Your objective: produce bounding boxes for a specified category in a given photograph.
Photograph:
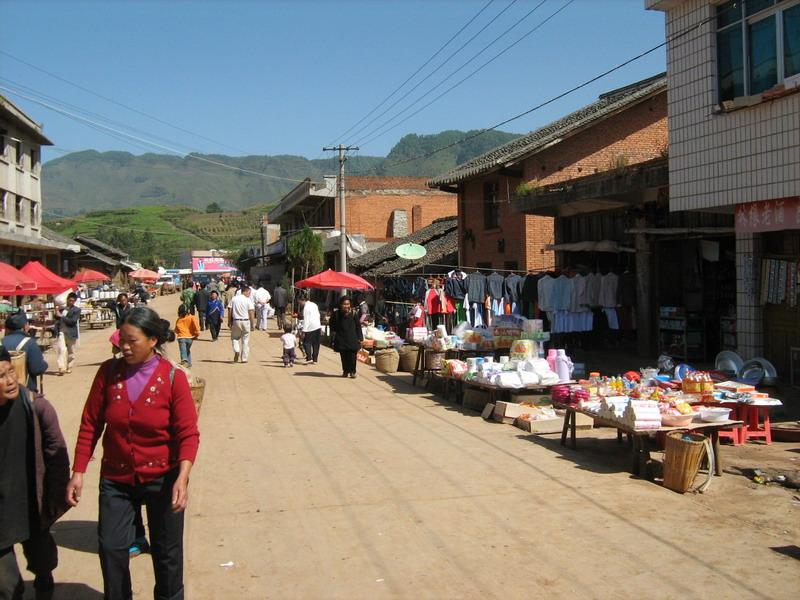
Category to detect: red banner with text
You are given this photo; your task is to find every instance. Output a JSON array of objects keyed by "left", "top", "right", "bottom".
[{"left": 735, "top": 197, "right": 800, "bottom": 233}]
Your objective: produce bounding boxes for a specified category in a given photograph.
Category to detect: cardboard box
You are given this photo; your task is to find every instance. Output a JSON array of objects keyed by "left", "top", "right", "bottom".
[
  {"left": 493, "top": 400, "right": 533, "bottom": 424},
  {"left": 510, "top": 393, "right": 552, "bottom": 406},
  {"left": 515, "top": 416, "right": 563, "bottom": 434}
]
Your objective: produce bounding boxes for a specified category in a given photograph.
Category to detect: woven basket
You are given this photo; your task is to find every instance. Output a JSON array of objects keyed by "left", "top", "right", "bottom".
[
  {"left": 663, "top": 431, "right": 707, "bottom": 493},
  {"left": 424, "top": 350, "right": 445, "bottom": 371},
  {"left": 375, "top": 349, "right": 400, "bottom": 374},
  {"left": 10, "top": 351, "right": 26, "bottom": 384},
  {"left": 398, "top": 345, "right": 419, "bottom": 372},
  {"left": 190, "top": 378, "right": 206, "bottom": 413}
]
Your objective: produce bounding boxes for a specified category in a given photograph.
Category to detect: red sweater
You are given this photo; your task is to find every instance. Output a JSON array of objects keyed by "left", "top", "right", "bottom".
[{"left": 73, "top": 356, "right": 199, "bottom": 484}]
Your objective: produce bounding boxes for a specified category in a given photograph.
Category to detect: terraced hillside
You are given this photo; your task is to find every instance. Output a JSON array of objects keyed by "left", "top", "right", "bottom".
[{"left": 48, "top": 205, "right": 269, "bottom": 267}]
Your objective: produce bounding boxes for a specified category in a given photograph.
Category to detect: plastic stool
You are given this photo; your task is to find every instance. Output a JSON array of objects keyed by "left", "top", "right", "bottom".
[
  {"left": 716, "top": 403, "right": 741, "bottom": 445},
  {"left": 741, "top": 405, "right": 772, "bottom": 445}
]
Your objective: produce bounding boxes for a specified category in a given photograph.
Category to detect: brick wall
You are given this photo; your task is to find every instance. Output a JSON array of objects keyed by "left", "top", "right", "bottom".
[
  {"left": 459, "top": 92, "right": 668, "bottom": 270},
  {"left": 339, "top": 190, "right": 456, "bottom": 241}
]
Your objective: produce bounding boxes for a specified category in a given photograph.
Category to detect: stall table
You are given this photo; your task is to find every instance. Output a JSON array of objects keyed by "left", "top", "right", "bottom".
[
  {"left": 438, "top": 375, "right": 556, "bottom": 406},
  {"left": 554, "top": 402, "right": 743, "bottom": 479}
]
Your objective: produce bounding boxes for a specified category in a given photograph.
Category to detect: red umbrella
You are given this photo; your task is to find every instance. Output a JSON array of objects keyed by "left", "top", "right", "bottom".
[
  {"left": 128, "top": 268, "right": 159, "bottom": 282},
  {"left": 73, "top": 268, "right": 111, "bottom": 284},
  {"left": 294, "top": 269, "right": 374, "bottom": 291},
  {"left": 0, "top": 261, "right": 38, "bottom": 295},
  {"left": 19, "top": 261, "right": 75, "bottom": 295}
]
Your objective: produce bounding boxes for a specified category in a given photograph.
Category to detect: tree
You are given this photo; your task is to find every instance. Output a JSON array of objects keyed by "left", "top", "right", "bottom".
[
  {"left": 287, "top": 226, "right": 323, "bottom": 281},
  {"left": 206, "top": 202, "right": 223, "bottom": 213}
]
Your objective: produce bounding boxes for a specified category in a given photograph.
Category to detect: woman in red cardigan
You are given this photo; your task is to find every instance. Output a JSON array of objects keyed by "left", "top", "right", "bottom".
[{"left": 66, "top": 307, "right": 199, "bottom": 600}]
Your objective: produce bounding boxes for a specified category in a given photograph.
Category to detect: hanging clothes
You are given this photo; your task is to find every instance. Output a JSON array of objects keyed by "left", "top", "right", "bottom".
[
  {"left": 465, "top": 272, "right": 486, "bottom": 304},
  {"left": 445, "top": 272, "right": 467, "bottom": 301},
  {"left": 537, "top": 275, "right": 555, "bottom": 312},
  {"left": 585, "top": 272, "right": 602, "bottom": 307},
  {"left": 504, "top": 273, "right": 522, "bottom": 303},
  {"left": 599, "top": 272, "right": 620, "bottom": 308}
]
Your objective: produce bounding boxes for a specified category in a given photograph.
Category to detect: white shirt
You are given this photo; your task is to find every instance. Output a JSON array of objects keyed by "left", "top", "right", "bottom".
[
  {"left": 599, "top": 272, "right": 619, "bottom": 308},
  {"left": 280, "top": 332, "right": 297, "bottom": 349},
  {"left": 302, "top": 301, "right": 321, "bottom": 332},
  {"left": 229, "top": 294, "right": 255, "bottom": 320},
  {"left": 253, "top": 287, "right": 271, "bottom": 305}
]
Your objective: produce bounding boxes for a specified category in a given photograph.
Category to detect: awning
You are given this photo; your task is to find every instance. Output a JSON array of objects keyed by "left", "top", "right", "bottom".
[
  {"left": 295, "top": 269, "right": 374, "bottom": 291},
  {"left": 19, "top": 261, "right": 75, "bottom": 295},
  {"left": 545, "top": 240, "right": 635, "bottom": 253},
  {"left": 0, "top": 261, "right": 38, "bottom": 295},
  {"left": 73, "top": 268, "right": 111, "bottom": 283},
  {"left": 0, "top": 230, "right": 80, "bottom": 253}
]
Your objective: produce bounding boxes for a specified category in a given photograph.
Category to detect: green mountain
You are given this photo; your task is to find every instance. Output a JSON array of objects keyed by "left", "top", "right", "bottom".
[{"left": 42, "top": 129, "right": 520, "bottom": 216}]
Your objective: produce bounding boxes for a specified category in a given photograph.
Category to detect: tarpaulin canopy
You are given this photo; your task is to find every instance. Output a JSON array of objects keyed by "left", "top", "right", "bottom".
[
  {"left": 19, "top": 261, "right": 75, "bottom": 295},
  {"left": 0, "top": 262, "right": 38, "bottom": 295},
  {"left": 73, "top": 268, "right": 111, "bottom": 283},
  {"left": 128, "top": 268, "right": 159, "bottom": 281},
  {"left": 294, "top": 269, "right": 374, "bottom": 291}
]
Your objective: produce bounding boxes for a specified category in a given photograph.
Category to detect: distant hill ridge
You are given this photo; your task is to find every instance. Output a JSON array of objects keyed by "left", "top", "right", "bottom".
[{"left": 42, "top": 129, "right": 521, "bottom": 215}]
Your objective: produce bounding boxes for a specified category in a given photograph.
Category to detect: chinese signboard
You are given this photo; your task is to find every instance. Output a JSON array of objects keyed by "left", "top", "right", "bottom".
[
  {"left": 191, "top": 257, "right": 235, "bottom": 273},
  {"left": 735, "top": 197, "right": 800, "bottom": 233}
]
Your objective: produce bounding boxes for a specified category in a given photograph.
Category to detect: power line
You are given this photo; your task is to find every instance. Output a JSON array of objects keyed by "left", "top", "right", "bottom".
[
  {"left": 351, "top": 1, "right": 719, "bottom": 177},
  {"left": 341, "top": 0, "right": 523, "bottom": 145},
  {"left": 353, "top": 0, "right": 559, "bottom": 148},
  {"left": 0, "top": 49, "right": 250, "bottom": 155},
  {"left": 0, "top": 83, "right": 308, "bottom": 184},
  {"left": 327, "top": 0, "right": 497, "bottom": 146}
]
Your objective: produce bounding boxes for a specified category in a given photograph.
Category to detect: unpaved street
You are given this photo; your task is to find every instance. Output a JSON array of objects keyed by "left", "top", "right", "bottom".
[{"left": 30, "top": 294, "right": 800, "bottom": 599}]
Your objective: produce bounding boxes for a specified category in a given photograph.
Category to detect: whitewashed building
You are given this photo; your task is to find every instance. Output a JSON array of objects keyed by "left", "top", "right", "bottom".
[
  {"left": 0, "top": 95, "right": 78, "bottom": 272},
  {"left": 647, "top": 0, "right": 800, "bottom": 375}
]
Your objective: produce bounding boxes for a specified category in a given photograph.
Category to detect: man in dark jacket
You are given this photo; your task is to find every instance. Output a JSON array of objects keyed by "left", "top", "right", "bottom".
[
  {"left": 54, "top": 293, "right": 81, "bottom": 375},
  {"left": 110, "top": 292, "right": 132, "bottom": 329},
  {"left": 193, "top": 283, "right": 210, "bottom": 331},
  {"left": 1, "top": 313, "right": 48, "bottom": 393},
  {"left": 272, "top": 283, "right": 288, "bottom": 330},
  {"left": 0, "top": 347, "right": 70, "bottom": 600}
]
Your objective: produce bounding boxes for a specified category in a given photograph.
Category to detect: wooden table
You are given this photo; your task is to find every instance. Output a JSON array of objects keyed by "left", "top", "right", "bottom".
[
  {"left": 555, "top": 403, "right": 743, "bottom": 478},
  {"left": 438, "top": 375, "right": 554, "bottom": 406}
]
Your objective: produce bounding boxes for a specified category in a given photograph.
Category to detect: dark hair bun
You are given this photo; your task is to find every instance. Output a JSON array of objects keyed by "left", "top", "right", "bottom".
[{"left": 158, "top": 319, "right": 174, "bottom": 344}]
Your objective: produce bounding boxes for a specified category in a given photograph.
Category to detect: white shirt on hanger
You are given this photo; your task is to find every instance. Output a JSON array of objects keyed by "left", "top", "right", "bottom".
[{"left": 599, "top": 272, "right": 620, "bottom": 308}]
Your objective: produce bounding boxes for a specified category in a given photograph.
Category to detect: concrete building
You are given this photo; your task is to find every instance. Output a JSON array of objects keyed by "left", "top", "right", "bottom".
[
  {"left": 647, "top": 0, "right": 800, "bottom": 373},
  {"left": 0, "top": 95, "right": 78, "bottom": 272}
]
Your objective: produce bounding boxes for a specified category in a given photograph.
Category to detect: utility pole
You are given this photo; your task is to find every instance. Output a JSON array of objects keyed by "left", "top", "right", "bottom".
[
  {"left": 322, "top": 144, "right": 358, "bottom": 272},
  {"left": 260, "top": 215, "right": 268, "bottom": 266}
]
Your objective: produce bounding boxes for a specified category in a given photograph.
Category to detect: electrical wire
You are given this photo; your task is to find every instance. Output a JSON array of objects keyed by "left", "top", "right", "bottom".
[
  {"left": 341, "top": 0, "right": 523, "bottom": 145},
  {"left": 350, "top": 2, "right": 725, "bottom": 177},
  {"left": 0, "top": 83, "right": 308, "bottom": 184},
  {"left": 327, "top": 0, "right": 497, "bottom": 146},
  {"left": 356, "top": 0, "right": 572, "bottom": 148},
  {"left": 0, "top": 49, "right": 250, "bottom": 155}
]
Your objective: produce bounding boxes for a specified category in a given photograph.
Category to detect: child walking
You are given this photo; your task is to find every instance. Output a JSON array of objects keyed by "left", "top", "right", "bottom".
[
  {"left": 280, "top": 323, "right": 297, "bottom": 367},
  {"left": 175, "top": 304, "right": 200, "bottom": 367}
]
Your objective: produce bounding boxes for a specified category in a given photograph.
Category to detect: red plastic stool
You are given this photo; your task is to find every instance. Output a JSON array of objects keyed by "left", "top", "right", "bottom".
[
  {"left": 741, "top": 404, "right": 772, "bottom": 444},
  {"left": 716, "top": 403, "right": 741, "bottom": 445}
]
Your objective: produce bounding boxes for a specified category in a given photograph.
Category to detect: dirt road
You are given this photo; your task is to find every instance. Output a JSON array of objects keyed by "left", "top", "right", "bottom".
[{"left": 25, "top": 294, "right": 800, "bottom": 599}]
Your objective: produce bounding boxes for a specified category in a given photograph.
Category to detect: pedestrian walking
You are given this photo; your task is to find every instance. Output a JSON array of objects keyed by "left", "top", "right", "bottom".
[
  {"left": 228, "top": 287, "right": 255, "bottom": 363},
  {"left": 66, "top": 307, "right": 199, "bottom": 600},
  {"left": 0, "top": 347, "right": 70, "bottom": 600},
  {"left": 175, "top": 305, "right": 200, "bottom": 368},
  {"left": 180, "top": 285, "right": 195, "bottom": 315},
  {"left": 298, "top": 296, "right": 322, "bottom": 364},
  {"left": 280, "top": 323, "right": 297, "bottom": 368},
  {"left": 206, "top": 291, "right": 224, "bottom": 341},
  {"left": 193, "top": 283, "right": 210, "bottom": 331},
  {"left": 272, "top": 282, "right": 288, "bottom": 329},
  {"left": 110, "top": 293, "right": 132, "bottom": 329},
  {"left": 54, "top": 292, "right": 81, "bottom": 375},
  {"left": 2, "top": 312, "right": 48, "bottom": 392},
  {"left": 223, "top": 283, "right": 237, "bottom": 309},
  {"left": 253, "top": 283, "right": 271, "bottom": 330},
  {"left": 330, "top": 297, "right": 364, "bottom": 378}
]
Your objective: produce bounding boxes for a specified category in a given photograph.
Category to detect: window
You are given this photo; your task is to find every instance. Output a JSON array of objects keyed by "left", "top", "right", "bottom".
[
  {"left": 30, "top": 148, "right": 38, "bottom": 173},
  {"left": 30, "top": 200, "right": 38, "bottom": 227},
  {"left": 0, "top": 131, "right": 6, "bottom": 158},
  {"left": 716, "top": 0, "right": 800, "bottom": 101},
  {"left": 0, "top": 191, "right": 6, "bottom": 219},
  {"left": 483, "top": 181, "right": 500, "bottom": 230},
  {"left": 14, "top": 140, "right": 23, "bottom": 166},
  {"left": 15, "top": 197, "right": 24, "bottom": 224}
]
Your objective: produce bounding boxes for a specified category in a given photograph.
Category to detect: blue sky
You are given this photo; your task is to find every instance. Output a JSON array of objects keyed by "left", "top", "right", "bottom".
[{"left": 1, "top": 1, "right": 667, "bottom": 163}]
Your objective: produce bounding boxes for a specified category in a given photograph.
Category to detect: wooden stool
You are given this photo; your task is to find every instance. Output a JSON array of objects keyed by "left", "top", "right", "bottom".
[
  {"left": 740, "top": 405, "right": 772, "bottom": 444},
  {"left": 717, "top": 404, "right": 742, "bottom": 445}
]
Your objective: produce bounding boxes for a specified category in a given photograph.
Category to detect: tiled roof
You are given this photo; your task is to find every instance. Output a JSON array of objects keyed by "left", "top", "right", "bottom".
[
  {"left": 350, "top": 217, "right": 458, "bottom": 277},
  {"left": 75, "top": 235, "right": 129, "bottom": 259},
  {"left": 428, "top": 74, "right": 666, "bottom": 187}
]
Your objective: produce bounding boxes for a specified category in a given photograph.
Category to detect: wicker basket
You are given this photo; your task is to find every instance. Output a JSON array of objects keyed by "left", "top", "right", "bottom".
[
  {"left": 398, "top": 345, "right": 419, "bottom": 373},
  {"left": 424, "top": 350, "right": 445, "bottom": 371},
  {"left": 190, "top": 377, "right": 206, "bottom": 413},
  {"left": 663, "top": 431, "right": 707, "bottom": 493},
  {"left": 375, "top": 349, "right": 399, "bottom": 373},
  {"left": 10, "top": 351, "right": 26, "bottom": 384}
]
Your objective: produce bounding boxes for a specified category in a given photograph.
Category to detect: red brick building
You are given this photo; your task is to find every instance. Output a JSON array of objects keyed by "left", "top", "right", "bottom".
[{"left": 429, "top": 74, "right": 668, "bottom": 272}]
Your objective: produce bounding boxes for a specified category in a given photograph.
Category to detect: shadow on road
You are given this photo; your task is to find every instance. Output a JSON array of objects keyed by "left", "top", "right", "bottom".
[
  {"left": 200, "top": 359, "right": 236, "bottom": 364},
  {"left": 52, "top": 520, "right": 98, "bottom": 554},
  {"left": 291, "top": 372, "right": 340, "bottom": 378},
  {"left": 22, "top": 581, "right": 103, "bottom": 599}
]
